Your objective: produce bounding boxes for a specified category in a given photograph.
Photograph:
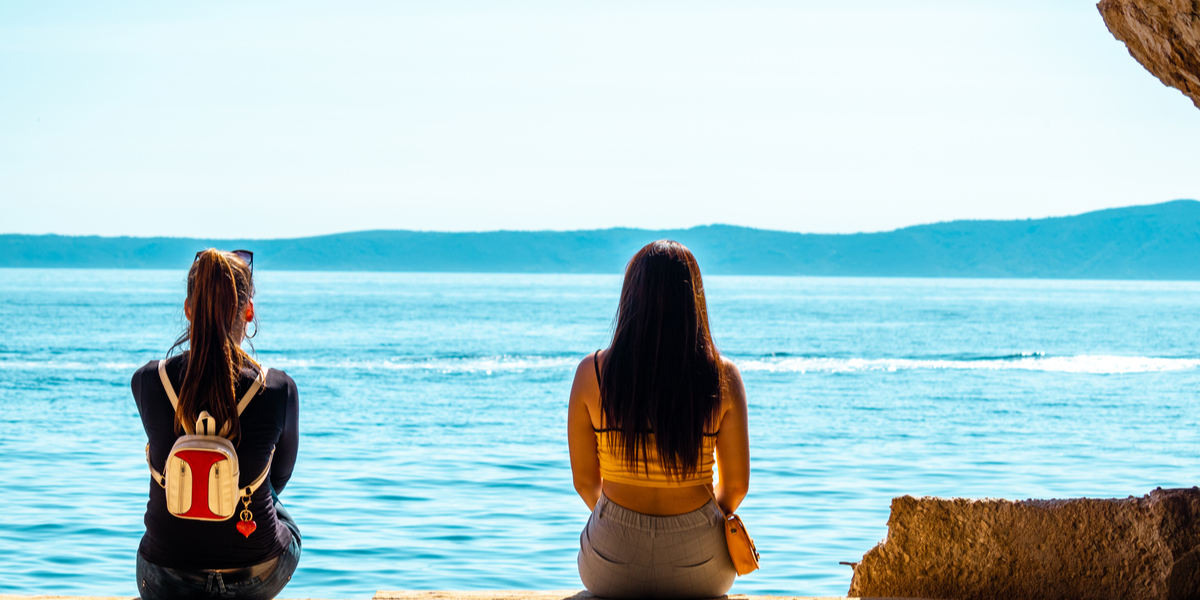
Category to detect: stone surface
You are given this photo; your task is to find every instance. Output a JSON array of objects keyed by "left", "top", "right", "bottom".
[
  {"left": 0, "top": 596, "right": 346, "bottom": 600},
  {"left": 374, "top": 593, "right": 593, "bottom": 600},
  {"left": 0, "top": 597, "right": 136, "bottom": 600},
  {"left": 374, "top": 592, "right": 864, "bottom": 597},
  {"left": 0, "top": 597, "right": 135, "bottom": 600},
  {"left": 0, "top": 595, "right": 859, "bottom": 600},
  {"left": 1098, "top": 0, "right": 1200, "bottom": 109},
  {"left": 847, "top": 487, "right": 1200, "bottom": 600},
  {"left": 374, "top": 595, "right": 865, "bottom": 600}
]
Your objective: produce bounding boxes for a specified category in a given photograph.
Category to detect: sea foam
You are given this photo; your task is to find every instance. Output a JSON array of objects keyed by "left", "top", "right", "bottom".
[
  {"left": 736, "top": 354, "right": 1200, "bottom": 375},
  {"left": 5, "top": 354, "right": 1195, "bottom": 376}
]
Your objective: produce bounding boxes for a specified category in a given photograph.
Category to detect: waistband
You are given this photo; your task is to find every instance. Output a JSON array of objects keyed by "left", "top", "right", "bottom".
[
  {"left": 205, "top": 555, "right": 280, "bottom": 578},
  {"left": 595, "top": 492, "right": 723, "bottom": 534},
  {"left": 141, "top": 552, "right": 281, "bottom": 582}
]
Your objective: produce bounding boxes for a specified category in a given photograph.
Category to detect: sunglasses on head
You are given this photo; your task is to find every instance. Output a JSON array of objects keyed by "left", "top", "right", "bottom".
[{"left": 194, "top": 249, "right": 254, "bottom": 272}]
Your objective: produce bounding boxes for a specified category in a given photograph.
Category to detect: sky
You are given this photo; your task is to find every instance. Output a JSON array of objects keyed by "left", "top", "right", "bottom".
[{"left": 2, "top": 0, "right": 1198, "bottom": 239}]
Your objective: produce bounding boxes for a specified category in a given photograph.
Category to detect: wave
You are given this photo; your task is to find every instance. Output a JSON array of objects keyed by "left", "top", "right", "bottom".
[
  {"left": 736, "top": 354, "right": 1200, "bottom": 375},
  {"left": 0, "top": 360, "right": 143, "bottom": 371},
  {"left": 0, "top": 355, "right": 579, "bottom": 374},
  {"left": 267, "top": 355, "right": 579, "bottom": 373},
  {"left": 2, "top": 354, "right": 1197, "bottom": 376}
]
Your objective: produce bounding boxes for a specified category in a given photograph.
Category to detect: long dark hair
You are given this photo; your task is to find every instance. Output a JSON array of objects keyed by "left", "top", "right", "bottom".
[
  {"left": 169, "top": 249, "right": 256, "bottom": 441},
  {"left": 599, "top": 240, "right": 723, "bottom": 481}
]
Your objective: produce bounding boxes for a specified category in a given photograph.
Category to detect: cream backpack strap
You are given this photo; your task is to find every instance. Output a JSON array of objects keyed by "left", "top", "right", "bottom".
[
  {"left": 146, "top": 360, "right": 269, "bottom": 486},
  {"left": 195, "top": 411, "right": 219, "bottom": 436},
  {"left": 145, "top": 444, "right": 165, "bottom": 488},
  {"left": 237, "top": 364, "right": 269, "bottom": 416},
  {"left": 158, "top": 358, "right": 264, "bottom": 416},
  {"left": 219, "top": 364, "right": 268, "bottom": 437},
  {"left": 241, "top": 447, "right": 275, "bottom": 498},
  {"left": 157, "top": 359, "right": 179, "bottom": 411},
  {"left": 237, "top": 363, "right": 273, "bottom": 496},
  {"left": 147, "top": 360, "right": 179, "bottom": 485}
]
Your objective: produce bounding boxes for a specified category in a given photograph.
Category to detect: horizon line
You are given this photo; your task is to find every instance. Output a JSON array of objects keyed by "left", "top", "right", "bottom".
[{"left": 2, "top": 198, "right": 1196, "bottom": 241}]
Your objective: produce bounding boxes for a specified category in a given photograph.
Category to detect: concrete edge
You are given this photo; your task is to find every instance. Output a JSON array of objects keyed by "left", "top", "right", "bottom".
[
  {"left": 374, "top": 594, "right": 853, "bottom": 600},
  {"left": 0, "top": 593, "right": 909, "bottom": 600}
]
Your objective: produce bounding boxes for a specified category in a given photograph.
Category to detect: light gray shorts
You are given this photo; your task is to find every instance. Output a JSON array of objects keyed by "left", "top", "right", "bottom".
[{"left": 577, "top": 492, "right": 736, "bottom": 599}]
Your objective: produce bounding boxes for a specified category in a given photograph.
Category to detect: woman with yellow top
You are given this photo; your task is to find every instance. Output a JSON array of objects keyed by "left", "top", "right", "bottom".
[{"left": 568, "top": 240, "right": 751, "bottom": 599}]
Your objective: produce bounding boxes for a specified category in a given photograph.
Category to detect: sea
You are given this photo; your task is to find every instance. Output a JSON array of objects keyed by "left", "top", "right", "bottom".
[{"left": 1, "top": 269, "right": 1198, "bottom": 598}]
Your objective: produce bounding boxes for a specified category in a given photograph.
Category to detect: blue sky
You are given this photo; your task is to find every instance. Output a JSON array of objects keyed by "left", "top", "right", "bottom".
[{"left": 2, "top": 0, "right": 1198, "bottom": 238}]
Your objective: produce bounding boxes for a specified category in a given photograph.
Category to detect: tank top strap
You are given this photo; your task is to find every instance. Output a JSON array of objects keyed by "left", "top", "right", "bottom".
[{"left": 592, "top": 350, "right": 602, "bottom": 400}]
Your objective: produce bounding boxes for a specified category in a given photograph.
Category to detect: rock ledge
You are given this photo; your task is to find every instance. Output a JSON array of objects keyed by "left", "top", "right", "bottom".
[
  {"left": 848, "top": 487, "right": 1200, "bottom": 600},
  {"left": 1099, "top": 0, "right": 1200, "bottom": 109}
]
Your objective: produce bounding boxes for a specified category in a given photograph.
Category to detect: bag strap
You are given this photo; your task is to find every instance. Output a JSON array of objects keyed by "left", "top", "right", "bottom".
[
  {"left": 159, "top": 359, "right": 269, "bottom": 434},
  {"left": 160, "top": 358, "right": 268, "bottom": 415},
  {"left": 242, "top": 448, "right": 275, "bottom": 498},
  {"left": 149, "top": 358, "right": 270, "bottom": 486},
  {"left": 146, "top": 444, "right": 165, "bottom": 488},
  {"left": 705, "top": 483, "right": 729, "bottom": 517},
  {"left": 237, "top": 361, "right": 269, "bottom": 416},
  {"left": 223, "top": 362, "right": 267, "bottom": 436},
  {"left": 157, "top": 359, "right": 179, "bottom": 411},
  {"left": 149, "top": 360, "right": 179, "bottom": 484},
  {"left": 196, "top": 411, "right": 218, "bottom": 436}
]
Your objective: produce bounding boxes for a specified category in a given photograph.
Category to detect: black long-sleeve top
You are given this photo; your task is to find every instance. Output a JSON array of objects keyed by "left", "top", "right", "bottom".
[{"left": 133, "top": 354, "right": 300, "bottom": 569}]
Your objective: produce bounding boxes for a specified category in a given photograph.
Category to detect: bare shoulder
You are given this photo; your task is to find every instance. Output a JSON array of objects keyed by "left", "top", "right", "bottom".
[
  {"left": 571, "top": 350, "right": 605, "bottom": 404},
  {"left": 720, "top": 356, "right": 747, "bottom": 409},
  {"left": 570, "top": 351, "right": 604, "bottom": 429},
  {"left": 574, "top": 350, "right": 602, "bottom": 384},
  {"left": 720, "top": 355, "right": 744, "bottom": 389},
  {"left": 720, "top": 355, "right": 742, "bottom": 379}
]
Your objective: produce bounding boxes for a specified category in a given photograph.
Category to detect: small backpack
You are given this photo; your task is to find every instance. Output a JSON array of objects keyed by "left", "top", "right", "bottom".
[{"left": 145, "top": 359, "right": 274, "bottom": 538}]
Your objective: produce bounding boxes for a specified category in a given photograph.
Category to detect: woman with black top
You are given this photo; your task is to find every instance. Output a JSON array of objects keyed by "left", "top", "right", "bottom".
[
  {"left": 568, "top": 240, "right": 751, "bottom": 598},
  {"left": 133, "top": 249, "right": 301, "bottom": 600}
]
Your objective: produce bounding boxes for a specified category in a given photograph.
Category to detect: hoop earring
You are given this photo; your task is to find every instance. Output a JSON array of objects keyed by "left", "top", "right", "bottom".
[{"left": 246, "top": 321, "right": 258, "bottom": 339}]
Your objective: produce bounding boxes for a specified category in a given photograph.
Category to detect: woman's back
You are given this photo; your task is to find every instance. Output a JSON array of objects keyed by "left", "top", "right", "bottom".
[
  {"left": 575, "top": 349, "right": 748, "bottom": 516},
  {"left": 568, "top": 240, "right": 750, "bottom": 599},
  {"left": 134, "top": 249, "right": 302, "bottom": 600},
  {"left": 135, "top": 355, "right": 299, "bottom": 569}
]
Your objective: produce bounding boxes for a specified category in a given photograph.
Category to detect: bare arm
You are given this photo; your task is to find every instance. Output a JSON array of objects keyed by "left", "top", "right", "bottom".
[
  {"left": 568, "top": 354, "right": 603, "bottom": 511},
  {"left": 714, "top": 358, "right": 750, "bottom": 515}
]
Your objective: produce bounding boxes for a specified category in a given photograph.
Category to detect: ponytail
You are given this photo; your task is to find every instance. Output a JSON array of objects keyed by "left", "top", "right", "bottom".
[{"left": 169, "top": 249, "right": 255, "bottom": 442}]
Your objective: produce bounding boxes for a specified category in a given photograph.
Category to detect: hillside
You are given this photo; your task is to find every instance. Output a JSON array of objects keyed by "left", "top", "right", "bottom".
[{"left": 3, "top": 200, "right": 1199, "bottom": 278}]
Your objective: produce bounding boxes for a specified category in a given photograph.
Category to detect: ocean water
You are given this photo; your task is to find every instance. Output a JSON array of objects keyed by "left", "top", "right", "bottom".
[{"left": 2, "top": 269, "right": 1199, "bottom": 598}]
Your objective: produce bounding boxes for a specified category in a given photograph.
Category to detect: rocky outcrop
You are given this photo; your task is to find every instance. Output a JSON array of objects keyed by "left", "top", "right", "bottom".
[
  {"left": 1098, "top": 0, "right": 1200, "bottom": 109},
  {"left": 848, "top": 487, "right": 1200, "bottom": 600}
]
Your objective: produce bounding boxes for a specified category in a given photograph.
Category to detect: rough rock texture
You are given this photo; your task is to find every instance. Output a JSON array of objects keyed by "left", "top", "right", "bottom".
[
  {"left": 1098, "top": 0, "right": 1200, "bottom": 109},
  {"left": 847, "top": 487, "right": 1200, "bottom": 600}
]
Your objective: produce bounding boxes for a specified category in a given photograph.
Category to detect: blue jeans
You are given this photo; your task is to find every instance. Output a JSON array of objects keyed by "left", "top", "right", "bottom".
[{"left": 136, "top": 496, "right": 301, "bottom": 600}]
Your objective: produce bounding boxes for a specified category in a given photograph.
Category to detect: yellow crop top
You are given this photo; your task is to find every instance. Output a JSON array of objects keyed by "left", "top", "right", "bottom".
[
  {"left": 592, "top": 351, "right": 719, "bottom": 487},
  {"left": 595, "top": 430, "right": 717, "bottom": 488}
]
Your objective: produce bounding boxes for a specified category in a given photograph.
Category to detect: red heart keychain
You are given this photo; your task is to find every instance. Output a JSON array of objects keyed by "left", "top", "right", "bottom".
[
  {"left": 236, "top": 519, "right": 257, "bottom": 538},
  {"left": 237, "top": 492, "right": 257, "bottom": 538}
]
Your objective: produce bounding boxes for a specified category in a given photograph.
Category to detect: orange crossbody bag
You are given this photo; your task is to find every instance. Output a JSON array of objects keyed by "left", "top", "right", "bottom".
[
  {"left": 724, "top": 512, "right": 761, "bottom": 575},
  {"left": 707, "top": 486, "right": 760, "bottom": 575}
]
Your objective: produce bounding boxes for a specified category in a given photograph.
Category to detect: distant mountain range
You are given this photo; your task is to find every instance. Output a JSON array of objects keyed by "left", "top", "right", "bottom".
[{"left": 4, "top": 200, "right": 1200, "bottom": 279}]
